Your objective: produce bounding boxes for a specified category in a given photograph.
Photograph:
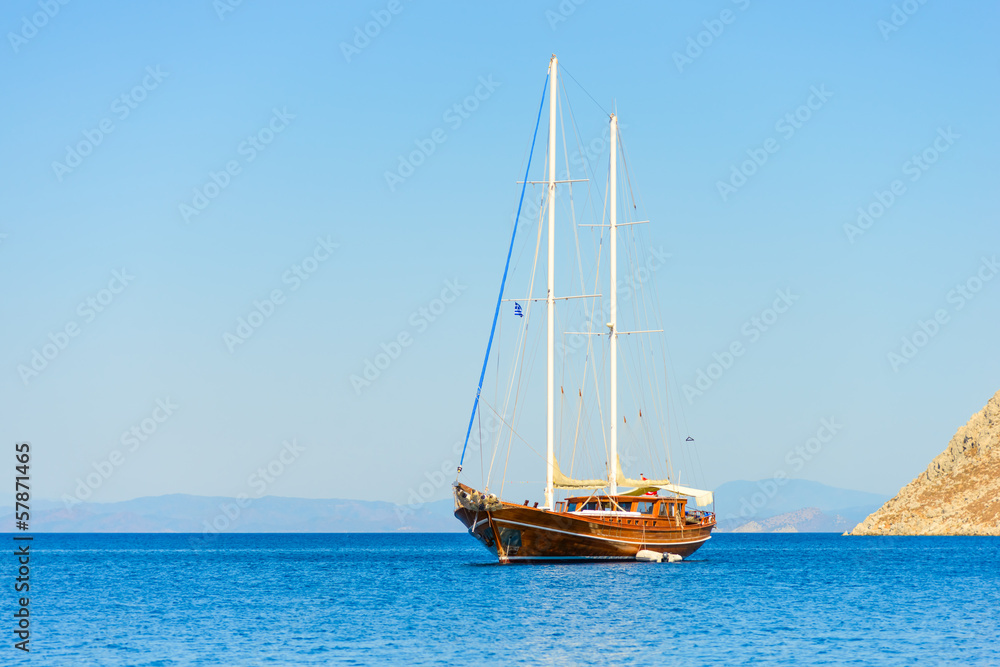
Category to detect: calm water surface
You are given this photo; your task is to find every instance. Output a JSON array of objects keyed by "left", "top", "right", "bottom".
[{"left": 13, "top": 533, "right": 1000, "bottom": 665}]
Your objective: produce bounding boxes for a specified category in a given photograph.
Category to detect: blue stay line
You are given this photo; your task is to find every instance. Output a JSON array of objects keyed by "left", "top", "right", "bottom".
[{"left": 458, "top": 74, "right": 548, "bottom": 473}]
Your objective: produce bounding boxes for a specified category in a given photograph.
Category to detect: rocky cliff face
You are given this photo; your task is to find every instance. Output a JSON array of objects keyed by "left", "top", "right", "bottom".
[{"left": 851, "top": 390, "right": 1000, "bottom": 536}]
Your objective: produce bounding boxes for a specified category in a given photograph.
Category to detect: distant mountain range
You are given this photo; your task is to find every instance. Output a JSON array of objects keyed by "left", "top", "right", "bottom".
[
  {"left": 730, "top": 508, "right": 854, "bottom": 533},
  {"left": 2, "top": 495, "right": 463, "bottom": 534},
  {"left": 2, "top": 479, "right": 889, "bottom": 534},
  {"left": 712, "top": 479, "right": 889, "bottom": 532}
]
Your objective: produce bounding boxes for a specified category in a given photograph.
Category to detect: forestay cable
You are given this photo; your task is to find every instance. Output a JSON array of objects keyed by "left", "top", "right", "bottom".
[{"left": 458, "top": 74, "right": 548, "bottom": 474}]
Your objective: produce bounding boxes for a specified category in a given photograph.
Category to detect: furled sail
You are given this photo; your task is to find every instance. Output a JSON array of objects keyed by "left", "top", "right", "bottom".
[
  {"left": 553, "top": 457, "right": 606, "bottom": 489},
  {"left": 616, "top": 457, "right": 714, "bottom": 507},
  {"left": 616, "top": 456, "right": 670, "bottom": 487}
]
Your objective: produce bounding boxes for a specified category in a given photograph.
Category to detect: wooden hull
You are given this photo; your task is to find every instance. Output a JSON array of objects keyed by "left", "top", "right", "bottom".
[{"left": 453, "top": 486, "right": 714, "bottom": 563}]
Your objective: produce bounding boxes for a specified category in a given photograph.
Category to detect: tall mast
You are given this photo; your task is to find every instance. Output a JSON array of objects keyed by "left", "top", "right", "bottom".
[
  {"left": 544, "top": 55, "right": 557, "bottom": 511},
  {"left": 608, "top": 113, "right": 618, "bottom": 497}
]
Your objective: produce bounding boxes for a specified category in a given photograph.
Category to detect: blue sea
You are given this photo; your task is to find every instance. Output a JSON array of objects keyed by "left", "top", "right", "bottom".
[{"left": 10, "top": 533, "right": 1000, "bottom": 665}]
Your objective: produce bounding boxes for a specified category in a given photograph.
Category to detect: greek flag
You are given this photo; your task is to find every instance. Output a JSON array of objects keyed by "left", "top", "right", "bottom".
[{"left": 514, "top": 302, "right": 523, "bottom": 317}]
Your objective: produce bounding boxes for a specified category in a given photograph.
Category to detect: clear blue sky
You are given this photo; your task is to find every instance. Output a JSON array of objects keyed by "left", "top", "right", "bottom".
[{"left": 1, "top": 1, "right": 997, "bottom": 507}]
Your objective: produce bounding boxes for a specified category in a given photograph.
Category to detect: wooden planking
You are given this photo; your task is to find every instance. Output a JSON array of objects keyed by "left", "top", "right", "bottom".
[{"left": 453, "top": 483, "right": 715, "bottom": 562}]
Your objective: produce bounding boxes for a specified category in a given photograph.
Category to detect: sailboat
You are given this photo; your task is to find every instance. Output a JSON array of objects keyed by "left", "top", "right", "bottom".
[{"left": 452, "top": 55, "right": 716, "bottom": 563}]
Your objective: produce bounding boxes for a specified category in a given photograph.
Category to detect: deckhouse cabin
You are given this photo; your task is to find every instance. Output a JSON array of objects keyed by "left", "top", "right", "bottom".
[{"left": 552, "top": 494, "right": 712, "bottom": 528}]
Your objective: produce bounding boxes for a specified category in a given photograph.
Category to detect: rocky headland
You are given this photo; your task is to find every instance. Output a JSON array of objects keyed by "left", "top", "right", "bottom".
[{"left": 850, "top": 389, "right": 1000, "bottom": 536}]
